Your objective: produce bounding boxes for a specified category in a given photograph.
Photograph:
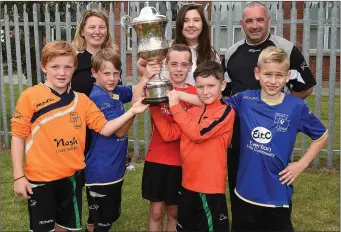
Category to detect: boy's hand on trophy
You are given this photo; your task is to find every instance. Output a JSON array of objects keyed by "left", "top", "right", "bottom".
[
  {"left": 167, "top": 90, "right": 180, "bottom": 108},
  {"left": 143, "top": 60, "right": 162, "bottom": 81},
  {"left": 130, "top": 97, "right": 149, "bottom": 115}
]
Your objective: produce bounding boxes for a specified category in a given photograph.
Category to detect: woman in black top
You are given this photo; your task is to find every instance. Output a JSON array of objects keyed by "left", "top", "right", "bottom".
[
  {"left": 72, "top": 9, "right": 119, "bottom": 96},
  {"left": 71, "top": 10, "right": 119, "bottom": 232}
]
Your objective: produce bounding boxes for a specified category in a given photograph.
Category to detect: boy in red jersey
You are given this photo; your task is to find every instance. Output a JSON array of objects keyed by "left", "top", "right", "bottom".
[
  {"left": 151, "top": 61, "right": 235, "bottom": 231},
  {"left": 11, "top": 41, "right": 148, "bottom": 232},
  {"left": 142, "top": 43, "right": 197, "bottom": 231}
]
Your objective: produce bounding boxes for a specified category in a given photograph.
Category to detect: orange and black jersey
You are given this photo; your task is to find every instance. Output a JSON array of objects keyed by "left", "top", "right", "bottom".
[
  {"left": 150, "top": 99, "right": 235, "bottom": 194},
  {"left": 11, "top": 83, "right": 107, "bottom": 182}
]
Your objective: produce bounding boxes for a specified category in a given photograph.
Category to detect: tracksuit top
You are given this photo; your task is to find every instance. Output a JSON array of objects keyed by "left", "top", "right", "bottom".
[
  {"left": 146, "top": 85, "right": 197, "bottom": 166},
  {"left": 150, "top": 98, "right": 235, "bottom": 194},
  {"left": 224, "top": 90, "right": 327, "bottom": 207},
  {"left": 11, "top": 83, "right": 107, "bottom": 182},
  {"left": 85, "top": 84, "right": 133, "bottom": 185}
]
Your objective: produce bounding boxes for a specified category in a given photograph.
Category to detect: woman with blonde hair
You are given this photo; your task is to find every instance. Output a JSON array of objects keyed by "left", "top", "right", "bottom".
[{"left": 72, "top": 9, "right": 119, "bottom": 96}]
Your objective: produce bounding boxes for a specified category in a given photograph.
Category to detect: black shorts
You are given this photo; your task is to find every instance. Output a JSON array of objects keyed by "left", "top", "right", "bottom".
[
  {"left": 232, "top": 196, "right": 293, "bottom": 232},
  {"left": 142, "top": 161, "right": 182, "bottom": 206},
  {"left": 176, "top": 187, "right": 229, "bottom": 232},
  {"left": 28, "top": 172, "right": 83, "bottom": 231},
  {"left": 86, "top": 180, "right": 123, "bottom": 232}
]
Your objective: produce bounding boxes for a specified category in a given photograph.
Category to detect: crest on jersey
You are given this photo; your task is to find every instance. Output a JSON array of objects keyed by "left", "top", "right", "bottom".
[
  {"left": 274, "top": 113, "right": 290, "bottom": 132},
  {"left": 70, "top": 112, "right": 82, "bottom": 129}
]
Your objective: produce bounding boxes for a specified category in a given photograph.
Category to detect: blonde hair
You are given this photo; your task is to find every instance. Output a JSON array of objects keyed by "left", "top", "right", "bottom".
[
  {"left": 91, "top": 48, "right": 121, "bottom": 72},
  {"left": 72, "top": 9, "right": 119, "bottom": 52},
  {"left": 257, "top": 46, "right": 289, "bottom": 70},
  {"left": 41, "top": 40, "right": 78, "bottom": 67}
]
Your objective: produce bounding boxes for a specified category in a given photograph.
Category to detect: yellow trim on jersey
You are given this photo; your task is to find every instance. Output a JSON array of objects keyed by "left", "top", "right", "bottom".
[
  {"left": 85, "top": 177, "right": 124, "bottom": 186},
  {"left": 312, "top": 130, "right": 328, "bottom": 142},
  {"left": 25, "top": 92, "right": 79, "bottom": 153},
  {"left": 235, "top": 189, "right": 290, "bottom": 208},
  {"left": 262, "top": 98, "right": 284, "bottom": 106}
]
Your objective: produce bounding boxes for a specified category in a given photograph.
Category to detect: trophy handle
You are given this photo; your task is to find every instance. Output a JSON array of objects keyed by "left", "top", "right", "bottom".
[{"left": 120, "top": 15, "right": 138, "bottom": 50}]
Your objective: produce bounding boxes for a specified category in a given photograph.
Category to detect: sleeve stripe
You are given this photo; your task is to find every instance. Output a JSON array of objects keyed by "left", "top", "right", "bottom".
[
  {"left": 200, "top": 100, "right": 232, "bottom": 136},
  {"left": 312, "top": 129, "right": 328, "bottom": 142}
]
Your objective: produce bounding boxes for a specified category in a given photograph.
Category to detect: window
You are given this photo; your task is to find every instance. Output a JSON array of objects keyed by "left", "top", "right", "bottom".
[{"left": 309, "top": 2, "right": 340, "bottom": 52}]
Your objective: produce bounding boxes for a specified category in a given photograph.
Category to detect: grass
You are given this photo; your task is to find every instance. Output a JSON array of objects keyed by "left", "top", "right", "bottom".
[{"left": 0, "top": 153, "right": 339, "bottom": 231}]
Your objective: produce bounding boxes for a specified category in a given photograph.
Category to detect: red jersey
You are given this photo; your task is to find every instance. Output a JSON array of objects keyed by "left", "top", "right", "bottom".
[{"left": 145, "top": 84, "right": 197, "bottom": 166}]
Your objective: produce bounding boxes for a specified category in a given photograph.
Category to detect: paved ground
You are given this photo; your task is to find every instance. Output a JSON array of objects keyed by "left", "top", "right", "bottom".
[{"left": 3, "top": 74, "right": 340, "bottom": 96}]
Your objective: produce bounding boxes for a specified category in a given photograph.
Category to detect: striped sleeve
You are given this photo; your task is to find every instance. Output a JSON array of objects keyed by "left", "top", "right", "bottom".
[
  {"left": 171, "top": 103, "right": 235, "bottom": 143},
  {"left": 11, "top": 89, "right": 35, "bottom": 138},
  {"left": 84, "top": 97, "right": 108, "bottom": 133}
]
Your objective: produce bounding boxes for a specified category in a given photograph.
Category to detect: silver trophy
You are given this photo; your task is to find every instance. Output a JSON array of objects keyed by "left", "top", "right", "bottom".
[{"left": 121, "top": 1, "right": 172, "bottom": 104}]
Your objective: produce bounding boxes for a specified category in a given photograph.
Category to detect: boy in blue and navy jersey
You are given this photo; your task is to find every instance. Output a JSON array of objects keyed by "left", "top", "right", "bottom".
[
  {"left": 224, "top": 46, "right": 328, "bottom": 232},
  {"left": 84, "top": 48, "right": 158, "bottom": 232}
]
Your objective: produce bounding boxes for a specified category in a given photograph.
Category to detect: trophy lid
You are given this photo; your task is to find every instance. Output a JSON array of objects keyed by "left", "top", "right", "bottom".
[{"left": 132, "top": 1, "right": 167, "bottom": 24}]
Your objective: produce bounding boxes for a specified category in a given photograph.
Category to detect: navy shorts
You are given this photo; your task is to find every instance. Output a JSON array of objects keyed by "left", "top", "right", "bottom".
[{"left": 142, "top": 161, "right": 182, "bottom": 206}]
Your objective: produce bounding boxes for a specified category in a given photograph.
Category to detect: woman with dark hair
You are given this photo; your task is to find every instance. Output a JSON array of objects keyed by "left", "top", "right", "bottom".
[{"left": 137, "top": 4, "right": 220, "bottom": 85}]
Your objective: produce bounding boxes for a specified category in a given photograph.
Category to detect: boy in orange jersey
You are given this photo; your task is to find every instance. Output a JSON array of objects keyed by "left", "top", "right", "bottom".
[
  {"left": 150, "top": 60, "right": 235, "bottom": 232},
  {"left": 10, "top": 41, "right": 148, "bottom": 232},
  {"left": 142, "top": 43, "right": 197, "bottom": 232}
]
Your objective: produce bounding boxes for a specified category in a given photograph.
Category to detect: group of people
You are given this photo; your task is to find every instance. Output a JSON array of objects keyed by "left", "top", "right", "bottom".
[{"left": 10, "top": 2, "right": 329, "bottom": 232}]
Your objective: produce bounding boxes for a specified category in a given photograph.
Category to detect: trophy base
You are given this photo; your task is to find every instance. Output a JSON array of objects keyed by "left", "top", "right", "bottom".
[{"left": 142, "top": 97, "right": 168, "bottom": 105}]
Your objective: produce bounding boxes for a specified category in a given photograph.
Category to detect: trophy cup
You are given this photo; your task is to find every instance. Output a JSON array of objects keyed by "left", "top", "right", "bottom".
[{"left": 121, "top": 1, "right": 172, "bottom": 104}]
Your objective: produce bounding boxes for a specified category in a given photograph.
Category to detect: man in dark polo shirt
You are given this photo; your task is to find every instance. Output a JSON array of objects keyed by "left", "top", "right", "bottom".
[{"left": 221, "top": 2, "right": 316, "bottom": 229}]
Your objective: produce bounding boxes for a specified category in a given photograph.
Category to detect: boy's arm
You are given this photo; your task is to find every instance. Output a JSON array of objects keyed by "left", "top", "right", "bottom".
[
  {"left": 171, "top": 104, "right": 235, "bottom": 143},
  {"left": 176, "top": 91, "right": 202, "bottom": 106},
  {"left": 168, "top": 90, "right": 235, "bottom": 143},
  {"left": 279, "top": 133, "right": 328, "bottom": 185},
  {"left": 114, "top": 62, "right": 160, "bottom": 137},
  {"left": 11, "top": 91, "right": 34, "bottom": 199},
  {"left": 114, "top": 117, "right": 134, "bottom": 138},
  {"left": 132, "top": 60, "right": 162, "bottom": 101},
  {"left": 11, "top": 136, "right": 33, "bottom": 199},
  {"left": 279, "top": 104, "right": 329, "bottom": 185},
  {"left": 114, "top": 96, "right": 138, "bottom": 138},
  {"left": 86, "top": 97, "right": 148, "bottom": 137},
  {"left": 222, "top": 92, "right": 242, "bottom": 113},
  {"left": 137, "top": 58, "right": 148, "bottom": 76},
  {"left": 150, "top": 106, "right": 181, "bottom": 142}
]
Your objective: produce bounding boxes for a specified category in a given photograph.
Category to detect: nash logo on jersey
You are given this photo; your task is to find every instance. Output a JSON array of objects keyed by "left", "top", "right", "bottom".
[{"left": 252, "top": 127, "right": 272, "bottom": 144}]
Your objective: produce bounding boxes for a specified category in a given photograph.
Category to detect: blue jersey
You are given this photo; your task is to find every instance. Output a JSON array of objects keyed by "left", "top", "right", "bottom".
[
  {"left": 224, "top": 90, "right": 327, "bottom": 207},
  {"left": 85, "top": 84, "right": 132, "bottom": 185}
]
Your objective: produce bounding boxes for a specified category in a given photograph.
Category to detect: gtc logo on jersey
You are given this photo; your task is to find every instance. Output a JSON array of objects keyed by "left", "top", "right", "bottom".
[
  {"left": 252, "top": 127, "right": 272, "bottom": 144},
  {"left": 70, "top": 112, "right": 82, "bottom": 129},
  {"left": 274, "top": 113, "right": 290, "bottom": 132}
]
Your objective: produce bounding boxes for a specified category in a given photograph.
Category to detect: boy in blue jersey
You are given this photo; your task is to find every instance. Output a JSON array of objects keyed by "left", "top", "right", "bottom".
[
  {"left": 84, "top": 48, "right": 159, "bottom": 232},
  {"left": 223, "top": 46, "right": 328, "bottom": 232}
]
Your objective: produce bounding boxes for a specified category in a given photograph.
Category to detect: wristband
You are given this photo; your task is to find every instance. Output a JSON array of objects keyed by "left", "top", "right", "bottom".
[{"left": 14, "top": 175, "right": 25, "bottom": 182}]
